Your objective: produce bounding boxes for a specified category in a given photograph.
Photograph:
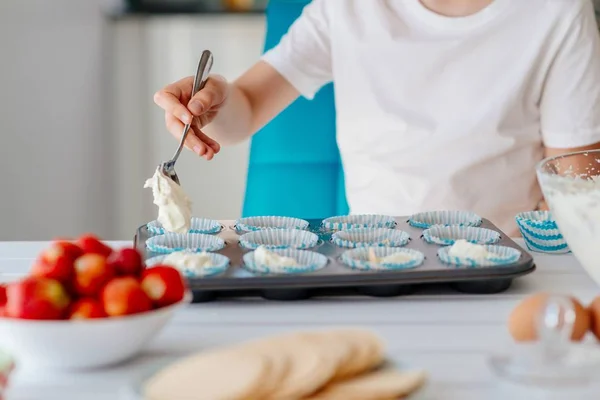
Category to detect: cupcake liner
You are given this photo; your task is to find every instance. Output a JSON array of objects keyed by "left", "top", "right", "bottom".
[
  {"left": 243, "top": 249, "right": 328, "bottom": 275},
  {"left": 422, "top": 226, "right": 500, "bottom": 246},
  {"left": 147, "top": 217, "right": 222, "bottom": 235},
  {"left": 408, "top": 211, "right": 482, "bottom": 229},
  {"left": 515, "top": 211, "right": 570, "bottom": 254},
  {"left": 321, "top": 215, "right": 397, "bottom": 232},
  {"left": 331, "top": 228, "right": 410, "bottom": 248},
  {"left": 145, "top": 252, "right": 229, "bottom": 278},
  {"left": 239, "top": 229, "right": 319, "bottom": 250},
  {"left": 235, "top": 216, "right": 310, "bottom": 233},
  {"left": 145, "top": 233, "right": 225, "bottom": 254},
  {"left": 438, "top": 244, "right": 521, "bottom": 267},
  {"left": 340, "top": 247, "right": 425, "bottom": 271}
]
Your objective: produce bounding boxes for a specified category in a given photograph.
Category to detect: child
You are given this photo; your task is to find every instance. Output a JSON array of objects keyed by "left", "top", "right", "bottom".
[{"left": 154, "top": 0, "right": 600, "bottom": 235}]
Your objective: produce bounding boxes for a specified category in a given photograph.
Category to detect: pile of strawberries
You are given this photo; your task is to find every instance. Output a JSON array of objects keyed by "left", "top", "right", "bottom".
[{"left": 0, "top": 234, "right": 186, "bottom": 320}]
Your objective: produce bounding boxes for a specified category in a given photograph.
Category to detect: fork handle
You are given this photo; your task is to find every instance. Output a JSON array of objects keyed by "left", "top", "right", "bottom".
[{"left": 171, "top": 50, "right": 214, "bottom": 162}]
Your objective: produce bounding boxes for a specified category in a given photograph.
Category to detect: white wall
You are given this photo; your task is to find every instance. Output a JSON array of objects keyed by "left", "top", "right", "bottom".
[
  {"left": 0, "top": 0, "right": 264, "bottom": 241},
  {"left": 0, "top": 0, "right": 117, "bottom": 241}
]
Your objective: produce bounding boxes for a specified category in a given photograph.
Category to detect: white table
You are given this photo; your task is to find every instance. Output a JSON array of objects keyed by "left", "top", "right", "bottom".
[{"left": 0, "top": 240, "right": 597, "bottom": 400}]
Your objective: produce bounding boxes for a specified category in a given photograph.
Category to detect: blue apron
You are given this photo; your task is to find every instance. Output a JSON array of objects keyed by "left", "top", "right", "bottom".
[{"left": 241, "top": 0, "right": 349, "bottom": 219}]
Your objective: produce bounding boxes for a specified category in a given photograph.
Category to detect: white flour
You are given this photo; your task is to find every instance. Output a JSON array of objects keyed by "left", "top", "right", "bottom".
[{"left": 540, "top": 172, "right": 600, "bottom": 286}]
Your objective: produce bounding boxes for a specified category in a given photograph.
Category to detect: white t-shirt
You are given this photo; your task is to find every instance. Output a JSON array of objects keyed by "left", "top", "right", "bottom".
[{"left": 262, "top": 0, "right": 600, "bottom": 234}]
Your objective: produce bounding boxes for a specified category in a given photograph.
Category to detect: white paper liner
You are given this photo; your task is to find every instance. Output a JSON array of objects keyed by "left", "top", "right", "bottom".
[
  {"left": 340, "top": 247, "right": 425, "bottom": 271},
  {"left": 145, "top": 252, "right": 229, "bottom": 278},
  {"left": 242, "top": 249, "right": 328, "bottom": 275},
  {"left": 515, "top": 211, "right": 570, "bottom": 254},
  {"left": 408, "top": 210, "right": 482, "bottom": 229},
  {"left": 437, "top": 244, "right": 522, "bottom": 267},
  {"left": 146, "top": 217, "right": 222, "bottom": 235},
  {"left": 422, "top": 226, "right": 500, "bottom": 246},
  {"left": 234, "top": 216, "right": 309, "bottom": 233},
  {"left": 145, "top": 233, "right": 225, "bottom": 254},
  {"left": 321, "top": 215, "right": 397, "bottom": 232},
  {"left": 332, "top": 228, "right": 410, "bottom": 248},
  {"left": 239, "top": 229, "right": 319, "bottom": 250}
]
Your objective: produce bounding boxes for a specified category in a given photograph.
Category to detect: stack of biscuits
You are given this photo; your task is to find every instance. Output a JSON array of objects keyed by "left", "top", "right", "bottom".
[{"left": 144, "top": 329, "right": 427, "bottom": 400}]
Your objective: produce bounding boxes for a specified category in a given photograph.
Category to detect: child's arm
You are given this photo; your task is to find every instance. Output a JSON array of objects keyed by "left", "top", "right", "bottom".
[
  {"left": 540, "top": 0, "right": 600, "bottom": 163},
  {"left": 154, "top": 0, "right": 332, "bottom": 157},
  {"left": 153, "top": 62, "right": 300, "bottom": 156}
]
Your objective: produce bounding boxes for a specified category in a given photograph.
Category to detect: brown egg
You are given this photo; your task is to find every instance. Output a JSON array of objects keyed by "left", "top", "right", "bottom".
[
  {"left": 508, "top": 293, "right": 591, "bottom": 342},
  {"left": 588, "top": 296, "right": 600, "bottom": 340}
]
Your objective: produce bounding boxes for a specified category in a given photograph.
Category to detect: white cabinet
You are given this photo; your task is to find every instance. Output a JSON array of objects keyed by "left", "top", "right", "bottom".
[{"left": 110, "top": 15, "right": 265, "bottom": 238}]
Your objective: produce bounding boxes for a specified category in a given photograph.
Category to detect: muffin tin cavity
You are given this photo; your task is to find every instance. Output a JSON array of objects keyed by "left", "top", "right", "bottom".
[
  {"left": 332, "top": 228, "right": 410, "bottom": 248},
  {"left": 408, "top": 211, "right": 482, "bottom": 229}
]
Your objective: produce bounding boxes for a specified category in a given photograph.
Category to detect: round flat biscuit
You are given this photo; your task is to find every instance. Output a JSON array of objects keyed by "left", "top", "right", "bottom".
[
  {"left": 265, "top": 333, "right": 340, "bottom": 399},
  {"left": 238, "top": 337, "right": 292, "bottom": 398},
  {"left": 143, "top": 349, "right": 271, "bottom": 400},
  {"left": 329, "top": 329, "right": 385, "bottom": 380},
  {"left": 307, "top": 369, "right": 427, "bottom": 400}
]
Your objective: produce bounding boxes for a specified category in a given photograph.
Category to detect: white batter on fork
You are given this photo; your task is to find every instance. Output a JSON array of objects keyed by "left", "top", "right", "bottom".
[{"left": 144, "top": 167, "right": 192, "bottom": 234}]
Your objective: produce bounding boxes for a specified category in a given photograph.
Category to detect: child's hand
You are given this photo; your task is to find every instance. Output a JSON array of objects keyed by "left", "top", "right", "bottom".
[{"left": 154, "top": 75, "right": 229, "bottom": 160}]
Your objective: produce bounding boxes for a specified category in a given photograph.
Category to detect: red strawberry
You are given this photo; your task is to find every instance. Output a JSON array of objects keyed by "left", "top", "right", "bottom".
[
  {"left": 5, "top": 277, "right": 70, "bottom": 320},
  {"left": 0, "top": 285, "right": 6, "bottom": 306},
  {"left": 107, "top": 248, "right": 144, "bottom": 276},
  {"left": 30, "top": 241, "right": 81, "bottom": 283},
  {"left": 77, "top": 234, "right": 113, "bottom": 257},
  {"left": 53, "top": 240, "right": 84, "bottom": 260},
  {"left": 68, "top": 298, "right": 107, "bottom": 319},
  {"left": 0, "top": 285, "right": 6, "bottom": 317},
  {"left": 141, "top": 266, "right": 186, "bottom": 308},
  {"left": 102, "top": 277, "right": 152, "bottom": 317},
  {"left": 73, "top": 254, "right": 115, "bottom": 297}
]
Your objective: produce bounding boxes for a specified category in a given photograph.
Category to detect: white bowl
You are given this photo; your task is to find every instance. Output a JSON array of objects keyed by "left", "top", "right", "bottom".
[{"left": 0, "top": 293, "right": 191, "bottom": 370}]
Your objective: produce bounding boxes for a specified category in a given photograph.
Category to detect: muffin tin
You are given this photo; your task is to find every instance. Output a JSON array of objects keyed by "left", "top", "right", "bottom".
[{"left": 134, "top": 216, "right": 535, "bottom": 302}]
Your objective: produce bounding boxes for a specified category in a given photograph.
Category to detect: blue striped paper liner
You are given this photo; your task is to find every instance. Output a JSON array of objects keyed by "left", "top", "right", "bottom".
[
  {"left": 437, "top": 244, "right": 521, "bottom": 267},
  {"left": 146, "top": 217, "right": 222, "bottom": 235},
  {"left": 340, "top": 247, "right": 425, "bottom": 271},
  {"left": 145, "top": 233, "right": 225, "bottom": 254},
  {"left": 239, "top": 229, "right": 319, "bottom": 250},
  {"left": 408, "top": 211, "right": 482, "bottom": 229},
  {"left": 242, "top": 249, "right": 328, "bottom": 275},
  {"left": 515, "top": 211, "right": 570, "bottom": 254},
  {"left": 321, "top": 215, "right": 397, "bottom": 232},
  {"left": 332, "top": 228, "right": 410, "bottom": 248},
  {"left": 422, "top": 226, "right": 500, "bottom": 246},
  {"left": 145, "top": 252, "right": 229, "bottom": 278},
  {"left": 234, "top": 216, "right": 310, "bottom": 233}
]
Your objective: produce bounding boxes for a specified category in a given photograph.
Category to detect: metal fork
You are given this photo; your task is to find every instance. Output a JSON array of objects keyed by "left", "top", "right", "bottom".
[{"left": 160, "top": 50, "right": 214, "bottom": 185}]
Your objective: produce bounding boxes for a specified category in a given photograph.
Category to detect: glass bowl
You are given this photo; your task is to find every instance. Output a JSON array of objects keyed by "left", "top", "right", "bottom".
[{"left": 537, "top": 150, "right": 600, "bottom": 285}]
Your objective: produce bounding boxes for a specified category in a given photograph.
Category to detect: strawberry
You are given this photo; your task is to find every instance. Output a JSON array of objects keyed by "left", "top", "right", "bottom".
[
  {"left": 5, "top": 277, "right": 70, "bottom": 320},
  {"left": 68, "top": 298, "right": 107, "bottom": 319},
  {"left": 102, "top": 277, "right": 152, "bottom": 317},
  {"left": 107, "top": 248, "right": 144, "bottom": 276},
  {"left": 141, "top": 266, "right": 186, "bottom": 308},
  {"left": 0, "top": 285, "right": 6, "bottom": 307},
  {"left": 77, "top": 234, "right": 113, "bottom": 257},
  {"left": 30, "top": 241, "right": 81, "bottom": 283},
  {"left": 73, "top": 254, "right": 115, "bottom": 297}
]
